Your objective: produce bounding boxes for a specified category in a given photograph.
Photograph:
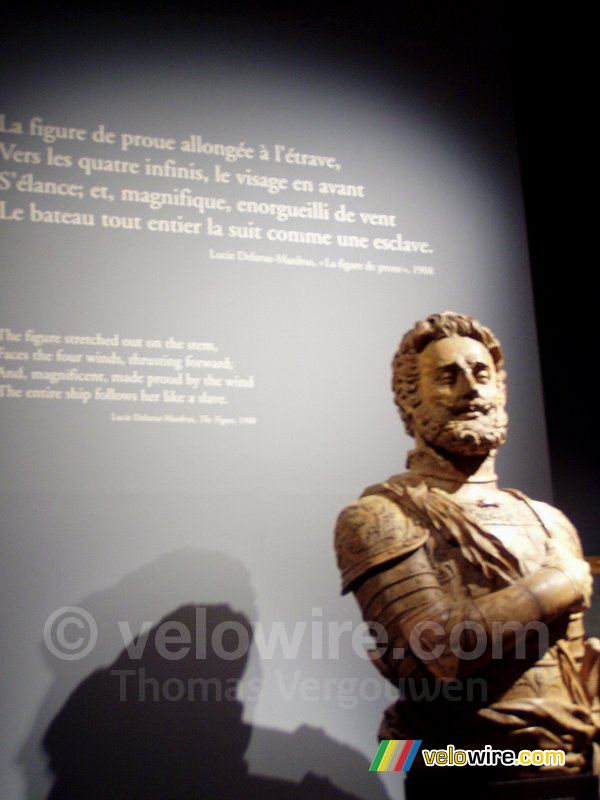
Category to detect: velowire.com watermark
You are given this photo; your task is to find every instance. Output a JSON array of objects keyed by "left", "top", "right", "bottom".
[
  {"left": 44, "top": 606, "right": 98, "bottom": 661},
  {"left": 368, "top": 741, "right": 566, "bottom": 772},
  {"left": 43, "top": 605, "right": 548, "bottom": 663}
]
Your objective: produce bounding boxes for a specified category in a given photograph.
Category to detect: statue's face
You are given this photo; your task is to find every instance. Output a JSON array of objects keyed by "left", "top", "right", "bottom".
[{"left": 414, "top": 335, "right": 507, "bottom": 455}]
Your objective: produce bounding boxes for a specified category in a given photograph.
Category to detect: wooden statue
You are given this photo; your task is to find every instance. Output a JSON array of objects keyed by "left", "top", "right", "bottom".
[{"left": 335, "top": 312, "right": 599, "bottom": 780}]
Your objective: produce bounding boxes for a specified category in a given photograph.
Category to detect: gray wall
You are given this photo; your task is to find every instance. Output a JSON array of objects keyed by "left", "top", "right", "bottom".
[{"left": 1, "top": 9, "right": 550, "bottom": 799}]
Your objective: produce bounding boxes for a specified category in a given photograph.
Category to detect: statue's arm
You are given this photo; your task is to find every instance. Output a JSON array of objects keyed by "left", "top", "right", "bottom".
[
  {"left": 335, "top": 496, "right": 591, "bottom": 684},
  {"left": 356, "top": 547, "right": 590, "bottom": 683}
]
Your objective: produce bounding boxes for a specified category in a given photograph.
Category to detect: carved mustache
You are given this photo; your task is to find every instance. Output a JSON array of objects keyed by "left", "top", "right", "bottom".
[{"left": 451, "top": 400, "right": 494, "bottom": 416}]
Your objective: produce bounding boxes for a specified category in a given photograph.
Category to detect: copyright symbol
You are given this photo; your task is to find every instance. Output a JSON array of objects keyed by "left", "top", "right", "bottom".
[{"left": 43, "top": 606, "right": 97, "bottom": 661}]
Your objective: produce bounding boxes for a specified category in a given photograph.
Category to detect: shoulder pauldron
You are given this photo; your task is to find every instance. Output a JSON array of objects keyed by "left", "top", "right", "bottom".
[{"left": 334, "top": 488, "right": 428, "bottom": 593}]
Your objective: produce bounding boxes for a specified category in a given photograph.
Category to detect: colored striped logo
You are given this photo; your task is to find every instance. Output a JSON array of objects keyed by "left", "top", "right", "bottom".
[{"left": 369, "top": 740, "right": 422, "bottom": 772}]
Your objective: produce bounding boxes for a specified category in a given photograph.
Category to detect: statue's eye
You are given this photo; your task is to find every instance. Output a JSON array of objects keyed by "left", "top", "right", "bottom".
[
  {"left": 436, "top": 367, "right": 457, "bottom": 386},
  {"left": 474, "top": 364, "right": 491, "bottom": 383}
]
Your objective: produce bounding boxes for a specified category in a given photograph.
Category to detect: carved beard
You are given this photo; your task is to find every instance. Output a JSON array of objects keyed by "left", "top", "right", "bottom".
[{"left": 414, "top": 401, "right": 508, "bottom": 456}]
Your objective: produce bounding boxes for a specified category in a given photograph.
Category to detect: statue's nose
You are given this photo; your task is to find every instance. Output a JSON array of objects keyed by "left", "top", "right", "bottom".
[{"left": 457, "top": 370, "right": 479, "bottom": 398}]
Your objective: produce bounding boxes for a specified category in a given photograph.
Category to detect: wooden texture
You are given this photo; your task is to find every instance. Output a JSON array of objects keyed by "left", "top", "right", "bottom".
[{"left": 336, "top": 313, "right": 599, "bottom": 779}]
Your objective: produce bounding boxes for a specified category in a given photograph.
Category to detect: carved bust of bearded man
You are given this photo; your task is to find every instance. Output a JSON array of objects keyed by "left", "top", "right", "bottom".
[{"left": 335, "top": 312, "right": 599, "bottom": 779}]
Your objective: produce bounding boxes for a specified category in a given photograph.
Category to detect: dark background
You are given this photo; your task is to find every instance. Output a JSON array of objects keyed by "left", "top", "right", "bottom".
[{"left": 507, "top": 7, "right": 597, "bottom": 547}]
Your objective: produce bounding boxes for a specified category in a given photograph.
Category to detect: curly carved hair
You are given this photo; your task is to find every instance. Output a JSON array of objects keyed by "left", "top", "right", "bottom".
[{"left": 392, "top": 311, "right": 505, "bottom": 435}]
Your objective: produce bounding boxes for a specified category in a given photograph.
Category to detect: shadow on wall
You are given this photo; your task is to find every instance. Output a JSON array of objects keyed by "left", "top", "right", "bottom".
[{"left": 19, "top": 550, "right": 389, "bottom": 800}]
